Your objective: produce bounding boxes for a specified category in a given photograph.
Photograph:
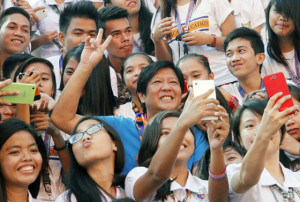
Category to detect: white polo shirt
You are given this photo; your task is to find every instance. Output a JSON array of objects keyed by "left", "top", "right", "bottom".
[{"left": 227, "top": 163, "right": 300, "bottom": 202}]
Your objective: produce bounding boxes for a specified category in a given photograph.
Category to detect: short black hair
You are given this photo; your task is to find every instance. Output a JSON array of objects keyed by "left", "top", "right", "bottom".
[
  {"left": 59, "top": 1, "right": 98, "bottom": 34},
  {"left": 224, "top": 27, "right": 264, "bottom": 55},
  {"left": 98, "top": 6, "right": 129, "bottom": 38},
  {"left": 0, "top": 7, "right": 32, "bottom": 32},
  {"left": 2, "top": 53, "right": 33, "bottom": 79}
]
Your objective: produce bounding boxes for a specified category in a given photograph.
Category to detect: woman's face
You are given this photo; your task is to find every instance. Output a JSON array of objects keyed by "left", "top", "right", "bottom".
[
  {"left": 158, "top": 116, "right": 194, "bottom": 162},
  {"left": 72, "top": 119, "right": 117, "bottom": 168},
  {"left": 123, "top": 55, "right": 150, "bottom": 95},
  {"left": 239, "top": 109, "right": 281, "bottom": 154},
  {"left": 25, "top": 62, "right": 54, "bottom": 97},
  {"left": 0, "top": 105, "right": 16, "bottom": 123},
  {"left": 0, "top": 131, "right": 42, "bottom": 188},
  {"left": 269, "top": 5, "right": 295, "bottom": 38},
  {"left": 63, "top": 57, "right": 79, "bottom": 87},
  {"left": 223, "top": 146, "right": 243, "bottom": 165},
  {"left": 285, "top": 98, "right": 300, "bottom": 141},
  {"left": 178, "top": 57, "right": 213, "bottom": 89},
  {"left": 110, "top": 0, "right": 141, "bottom": 15}
]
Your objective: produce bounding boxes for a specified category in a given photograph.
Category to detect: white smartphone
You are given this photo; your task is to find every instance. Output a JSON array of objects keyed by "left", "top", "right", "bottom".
[
  {"left": 193, "top": 80, "right": 217, "bottom": 121},
  {"left": 35, "top": 9, "right": 48, "bottom": 21}
]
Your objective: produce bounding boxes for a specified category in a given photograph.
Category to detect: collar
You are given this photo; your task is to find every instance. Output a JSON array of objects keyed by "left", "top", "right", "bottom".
[
  {"left": 170, "top": 171, "right": 208, "bottom": 194},
  {"left": 260, "top": 163, "right": 300, "bottom": 189}
]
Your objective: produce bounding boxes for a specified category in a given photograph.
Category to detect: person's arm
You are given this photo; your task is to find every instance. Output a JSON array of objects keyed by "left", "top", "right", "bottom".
[
  {"left": 152, "top": 17, "right": 173, "bottom": 61},
  {"left": 131, "top": 90, "right": 221, "bottom": 201},
  {"left": 181, "top": 14, "right": 235, "bottom": 51},
  {"left": 51, "top": 29, "right": 112, "bottom": 134},
  {"left": 31, "top": 31, "right": 59, "bottom": 51},
  {"left": 231, "top": 93, "right": 298, "bottom": 194},
  {"left": 280, "top": 133, "right": 300, "bottom": 156},
  {"left": 207, "top": 106, "right": 229, "bottom": 202}
]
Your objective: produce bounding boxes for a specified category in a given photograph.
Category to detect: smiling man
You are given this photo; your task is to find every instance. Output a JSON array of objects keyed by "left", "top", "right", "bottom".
[
  {"left": 0, "top": 7, "right": 31, "bottom": 78},
  {"left": 221, "top": 27, "right": 266, "bottom": 105}
]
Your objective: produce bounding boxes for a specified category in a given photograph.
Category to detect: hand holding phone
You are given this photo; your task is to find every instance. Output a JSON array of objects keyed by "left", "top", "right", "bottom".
[
  {"left": 193, "top": 80, "right": 217, "bottom": 120},
  {"left": 1, "top": 83, "right": 37, "bottom": 104},
  {"left": 263, "top": 72, "right": 295, "bottom": 113}
]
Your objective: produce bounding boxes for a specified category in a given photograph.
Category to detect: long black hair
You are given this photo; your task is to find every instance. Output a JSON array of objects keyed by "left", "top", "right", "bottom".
[
  {"left": 66, "top": 116, "right": 125, "bottom": 202},
  {"left": 266, "top": 0, "right": 300, "bottom": 67},
  {"left": 0, "top": 119, "right": 48, "bottom": 201},
  {"left": 138, "top": 110, "right": 194, "bottom": 201},
  {"left": 60, "top": 45, "right": 118, "bottom": 116}
]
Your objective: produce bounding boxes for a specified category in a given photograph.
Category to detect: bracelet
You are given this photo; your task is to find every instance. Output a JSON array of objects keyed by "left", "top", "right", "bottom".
[
  {"left": 209, "top": 164, "right": 227, "bottom": 180},
  {"left": 53, "top": 141, "right": 67, "bottom": 151},
  {"left": 207, "top": 34, "right": 217, "bottom": 47}
]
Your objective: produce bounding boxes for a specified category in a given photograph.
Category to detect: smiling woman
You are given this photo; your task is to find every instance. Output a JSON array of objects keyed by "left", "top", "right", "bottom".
[{"left": 0, "top": 119, "right": 47, "bottom": 202}]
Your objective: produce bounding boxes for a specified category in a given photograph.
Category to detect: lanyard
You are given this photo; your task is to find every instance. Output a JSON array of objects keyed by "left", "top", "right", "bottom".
[
  {"left": 238, "top": 80, "right": 265, "bottom": 98},
  {"left": 175, "top": 0, "right": 194, "bottom": 56},
  {"left": 284, "top": 51, "right": 300, "bottom": 87},
  {"left": 135, "top": 112, "right": 148, "bottom": 139},
  {"left": 59, "top": 55, "right": 63, "bottom": 76},
  {"left": 172, "top": 190, "right": 192, "bottom": 202},
  {"left": 269, "top": 185, "right": 300, "bottom": 202},
  {"left": 43, "top": 0, "right": 61, "bottom": 15},
  {"left": 133, "top": 39, "right": 143, "bottom": 52}
]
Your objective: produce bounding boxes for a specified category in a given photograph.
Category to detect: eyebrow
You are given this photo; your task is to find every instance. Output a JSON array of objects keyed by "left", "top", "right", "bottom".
[
  {"left": 66, "top": 67, "right": 75, "bottom": 70},
  {"left": 6, "top": 143, "right": 37, "bottom": 151},
  {"left": 72, "top": 28, "right": 97, "bottom": 33},
  {"left": 125, "top": 63, "right": 148, "bottom": 70},
  {"left": 8, "top": 22, "right": 30, "bottom": 28},
  {"left": 111, "top": 26, "right": 132, "bottom": 34},
  {"left": 40, "top": 72, "right": 51, "bottom": 76}
]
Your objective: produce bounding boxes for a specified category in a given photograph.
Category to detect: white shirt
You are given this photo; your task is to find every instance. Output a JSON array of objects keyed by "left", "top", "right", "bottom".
[
  {"left": 151, "top": 0, "right": 237, "bottom": 86},
  {"left": 227, "top": 163, "right": 300, "bottom": 202},
  {"left": 125, "top": 167, "right": 209, "bottom": 201},
  {"left": 55, "top": 187, "right": 125, "bottom": 202},
  {"left": 221, "top": 82, "right": 245, "bottom": 105},
  {"left": 229, "top": 0, "right": 265, "bottom": 30},
  {"left": 115, "top": 101, "right": 136, "bottom": 120}
]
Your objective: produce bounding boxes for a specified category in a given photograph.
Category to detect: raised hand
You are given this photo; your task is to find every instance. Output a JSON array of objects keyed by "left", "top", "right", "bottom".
[
  {"left": 80, "top": 28, "right": 112, "bottom": 67},
  {"left": 153, "top": 17, "right": 174, "bottom": 43},
  {"left": 206, "top": 106, "right": 230, "bottom": 150}
]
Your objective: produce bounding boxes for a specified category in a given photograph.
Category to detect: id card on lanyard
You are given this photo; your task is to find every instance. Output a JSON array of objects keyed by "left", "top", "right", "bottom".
[{"left": 174, "top": 0, "right": 195, "bottom": 57}]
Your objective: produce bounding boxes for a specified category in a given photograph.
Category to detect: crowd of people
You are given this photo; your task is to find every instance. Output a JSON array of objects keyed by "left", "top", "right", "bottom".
[{"left": 0, "top": 0, "right": 299, "bottom": 201}]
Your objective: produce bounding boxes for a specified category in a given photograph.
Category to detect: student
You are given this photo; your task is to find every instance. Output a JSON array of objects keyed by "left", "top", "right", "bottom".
[
  {"left": 51, "top": 29, "right": 209, "bottom": 174},
  {"left": 59, "top": 44, "right": 118, "bottom": 116},
  {"left": 151, "top": 0, "right": 236, "bottom": 86},
  {"left": 0, "top": 118, "right": 47, "bottom": 202},
  {"left": 120, "top": 53, "right": 154, "bottom": 119},
  {"left": 98, "top": 6, "right": 134, "bottom": 103},
  {"left": 228, "top": 97, "right": 300, "bottom": 201},
  {"left": 55, "top": 116, "right": 126, "bottom": 201},
  {"left": 104, "top": 0, "right": 154, "bottom": 55},
  {"left": 262, "top": 0, "right": 300, "bottom": 87},
  {"left": 223, "top": 140, "right": 245, "bottom": 165},
  {"left": 0, "top": 7, "right": 31, "bottom": 75},
  {"left": 125, "top": 101, "right": 229, "bottom": 201},
  {"left": 13, "top": 57, "right": 69, "bottom": 201},
  {"left": 46, "top": 1, "right": 117, "bottom": 97},
  {"left": 222, "top": 27, "right": 266, "bottom": 105}
]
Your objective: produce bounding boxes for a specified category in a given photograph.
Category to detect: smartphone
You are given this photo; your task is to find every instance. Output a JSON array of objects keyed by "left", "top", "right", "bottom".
[
  {"left": 35, "top": 9, "right": 48, "bottom": 21},
  {"left": 183, "top": 80, "right": 188, "bottom": 94},
  {"left": 52, "top": 39, "right": 62, "bottom": 49},
  {"left": 193, "top": 80, "right": 217, "bottom": 120},
  {"left": 263, "top": 72, "right": 295, "bottom": 113},
  {"left": 1, "top": 83, "right": 37, "bottom": 104}
]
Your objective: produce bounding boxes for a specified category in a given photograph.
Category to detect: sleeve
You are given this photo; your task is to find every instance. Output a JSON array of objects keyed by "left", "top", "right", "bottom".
[
  {"left": 210, "top": 0, "right": 234, "bottom": 26},
  {"left": 150, "top": 8, "right": 162, "bottom": 40},
  {"left": 55, "top": 191, "right": 69, "bottom": 202},
  {"left": 109, "top": 67, "right": 118, "bottom": 97},
  {"left": 188, "top": 127, "right": 209, "bottom": 170},
  {"left": 226, "top": 163, "right": 242, "bottom": 196},
  {"left": 125, "top": 167, "right": 149, "bottom": 199},
  {"left": 250, "top": 0, "right": 266, "bottom": 29}
]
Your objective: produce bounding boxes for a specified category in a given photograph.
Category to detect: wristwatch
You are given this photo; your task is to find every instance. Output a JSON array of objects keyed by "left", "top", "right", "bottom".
[
  {"left": 207, "top": 34, "right": 217, "bottom": 47},
  {"left": 228, "top": 96, "right": 239, "bottom": 110}
]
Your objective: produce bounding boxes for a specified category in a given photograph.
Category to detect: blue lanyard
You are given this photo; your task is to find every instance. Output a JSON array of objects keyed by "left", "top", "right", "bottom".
[
  {"left": 284, "top": 51, "right": 300, "bottom": 87},
  {"left": 238, "top": 80, "right": 265, "bottom": 98},
  {"left": 174, "top": 0, "right": 195, "bottom": 34}
]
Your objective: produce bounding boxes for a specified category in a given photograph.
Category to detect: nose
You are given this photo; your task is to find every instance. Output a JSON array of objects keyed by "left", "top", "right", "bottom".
[
  {"left": 285, "top": 118, "right": 295, "bottom": 127},
  {"left": 80, "top": 33, "right": 89, "bottom": 44},
  {"left": 3, "top": 106, "right": 13, "bottom": 115},
  {"left": 231, "top": 52, "right": 240, "bottom": 62},
  {"left": 22, "top": 150, "right": 33, "bottom": 161},
  {"left": 14, "top": 28, "right": 23, "bottom": 37},
  {"left": 121, "top": 32, "right": 129, "bottom": 42},
  {"left": 279, "top": 13, "right": 288, "bottom": 21},
  {"left": 161, "top": 81, "right": 172, "bottom": 91},
  {"left": 82, "top": 132, "right": 91, "bottom": 142}
]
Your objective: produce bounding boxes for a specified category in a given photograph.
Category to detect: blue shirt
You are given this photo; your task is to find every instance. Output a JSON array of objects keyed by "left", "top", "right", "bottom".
[{"left": 97, "top": 116, "right": 208, "bottom": 174}]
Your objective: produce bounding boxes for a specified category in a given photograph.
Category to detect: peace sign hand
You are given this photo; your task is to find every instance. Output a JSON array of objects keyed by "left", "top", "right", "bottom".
[{"left": 80, "top": 29, "right": 112, "bottom": 68}]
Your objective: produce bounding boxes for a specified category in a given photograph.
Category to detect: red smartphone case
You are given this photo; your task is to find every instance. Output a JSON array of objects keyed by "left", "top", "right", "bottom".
[{"left": 263, "top": 72, "right": 294, "bottom": 112}]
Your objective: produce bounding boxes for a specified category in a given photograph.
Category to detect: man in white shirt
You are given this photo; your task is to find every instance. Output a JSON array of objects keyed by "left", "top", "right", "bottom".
[{"left": 221, "top": 27, "right": 266, "bottom": 105}]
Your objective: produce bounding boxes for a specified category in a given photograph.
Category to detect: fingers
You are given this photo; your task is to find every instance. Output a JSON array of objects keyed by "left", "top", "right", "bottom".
[
  {"left": 0, "top": 79, "right": 13, "bottom": 89},
  {"left": 266, "top": 92, "right": 282, "bottom": 110}
]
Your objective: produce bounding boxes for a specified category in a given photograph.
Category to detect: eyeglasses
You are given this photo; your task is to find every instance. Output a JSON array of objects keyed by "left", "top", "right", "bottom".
[{"left": 68, "top": 123, "right": 103, "bottom": 145}]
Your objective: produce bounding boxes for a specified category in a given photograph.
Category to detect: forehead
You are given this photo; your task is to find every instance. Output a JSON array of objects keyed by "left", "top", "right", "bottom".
[
  {"left": 226, "top": 38, "right": 253, "bottom": 51},
  {"left": 2, "top": 13, "right": 30, "bottom": 28},
  {"left": 161, "top": 116, "right": 179, "bottom": 128},
  {"left": 240, "top": 109, "right": 261, "bottom": 125},
  {"left": 124, "top": 55, "right": 150, "bottom": 68},
  {"left": 77, "top": 119, "right": 100, "bottom": 130},
  {"left": 152, "top": 67, "right": 178, "bottom": 79},
  {"left": 105, "top": 18, "right": 130, "bottom": 33},
  {"left": 25, "top": 62, "right": 51, "bottom": 73},
  {"left": 179, "top": 58, "right": 208, "bottom": 73},
  {"left": 67, "top": 17, "right": 97, "bottom": 33}
]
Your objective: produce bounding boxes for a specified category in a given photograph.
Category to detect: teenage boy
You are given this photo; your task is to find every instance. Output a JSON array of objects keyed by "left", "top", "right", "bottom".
[
  {"left": 0, "top": 7, "right": 31, "bottom": 78},
  {"left": 51, "top": 30, "right": 218, "bottom": 174},
  {"left": 221, "top": 27, "right": 266, "bottom": 105}
]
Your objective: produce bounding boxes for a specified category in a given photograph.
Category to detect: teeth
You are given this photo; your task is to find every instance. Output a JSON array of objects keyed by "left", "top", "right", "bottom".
[
  {"left": 20, "top": 166, "right": 33, "bottom": 171},
  {"left": 161, "top": 96, "right": 172, "bottom": 100},
  {"left": 12, "top": 39, "right": 22, "bottom": 43},
  {"left": 180, "top": 145, "right": 185, "bottom": 150}
]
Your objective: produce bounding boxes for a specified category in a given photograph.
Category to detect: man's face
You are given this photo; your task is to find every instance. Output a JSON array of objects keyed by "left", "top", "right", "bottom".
[
  {"left": 60, "top": 17, "right": 97, "bottom": 55},
  {"left": 225, "top": 38, "right": 264, "bottom": 80},
  {"left": 0, "top": 13, "right": 30, "bottom": 55},
  {"left": 105, "top": 18, "right": 133, "bottom": 63}
]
